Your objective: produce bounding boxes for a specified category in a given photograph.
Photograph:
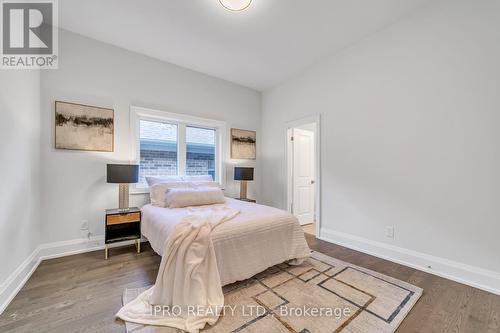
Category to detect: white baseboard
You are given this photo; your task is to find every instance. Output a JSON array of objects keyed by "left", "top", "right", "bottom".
[
  {"left": 0, "top": 236, "right": 148, "bottom": 314},
  {"left": 319, "top": 228, "right": 500, "bottom": 296},
  {"left": 39, "top": 236, "right": 104, "bottom": 260},
  {"left": 0, "top": 247, "right": 41, "bottom": 314}
]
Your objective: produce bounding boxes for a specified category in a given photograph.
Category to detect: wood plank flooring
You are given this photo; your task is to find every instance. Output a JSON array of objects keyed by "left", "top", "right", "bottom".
[
  {"left": 302, "top": 223, "right": 315, "bottom": 236},
  {"left": 0, "top": 235, "right": 499, "bottom": 333}
]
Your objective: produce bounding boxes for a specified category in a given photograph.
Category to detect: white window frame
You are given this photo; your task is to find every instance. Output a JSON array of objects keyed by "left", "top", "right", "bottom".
[{"left": 130, "top": 106, "right": 227, "bottom": 193}]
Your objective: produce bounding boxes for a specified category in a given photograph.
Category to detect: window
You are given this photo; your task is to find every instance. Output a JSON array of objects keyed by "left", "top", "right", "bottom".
[
  {"left": 186, "top": 126, "right": 216, "bottom": 179},
  {"left": 132, "top": 107, "right": 226, "bottom": 189},
  {"left": 139, "top": 120, "right": 178, "bottom": 184}
]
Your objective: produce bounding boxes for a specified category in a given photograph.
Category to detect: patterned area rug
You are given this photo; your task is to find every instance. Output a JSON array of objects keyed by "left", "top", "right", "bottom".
[{"left": 123, "top": 251, "right": 422, "bottom": 332}]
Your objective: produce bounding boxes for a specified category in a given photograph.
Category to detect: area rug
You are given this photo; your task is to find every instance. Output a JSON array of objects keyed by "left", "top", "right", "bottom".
[{"left": 122, "top": 251, "right": 422, "bottom": 333}]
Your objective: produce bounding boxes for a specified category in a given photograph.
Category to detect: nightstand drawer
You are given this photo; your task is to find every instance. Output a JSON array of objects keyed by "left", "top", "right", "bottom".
[{"left": 106, "top": 212, "right": 141, "bottom": 225}]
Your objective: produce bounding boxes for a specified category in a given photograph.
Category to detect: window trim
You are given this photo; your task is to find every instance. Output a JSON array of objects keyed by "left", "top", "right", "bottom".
[{"left": 130, "top": 106, "right": 227, "bottom": 193}]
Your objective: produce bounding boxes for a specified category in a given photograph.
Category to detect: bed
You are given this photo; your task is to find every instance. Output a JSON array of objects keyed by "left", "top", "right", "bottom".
[{"left": 141, "top": 197, "right": 311, "bottom": 286}]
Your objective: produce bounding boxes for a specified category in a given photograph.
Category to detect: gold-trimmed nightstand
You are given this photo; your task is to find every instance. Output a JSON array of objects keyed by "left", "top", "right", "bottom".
[{"left": 104, "top": 207, "right": 141, "bottom": 259}]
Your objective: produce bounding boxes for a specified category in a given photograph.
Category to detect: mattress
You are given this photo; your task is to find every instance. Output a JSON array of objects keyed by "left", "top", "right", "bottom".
[{"left": 141, "top": 198, "right": 311, "bottom": 286}]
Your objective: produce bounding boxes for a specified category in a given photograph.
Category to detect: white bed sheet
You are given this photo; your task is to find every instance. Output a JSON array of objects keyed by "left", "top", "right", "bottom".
[{"left": 141, "top": 198, "right": 311, "bottom": 286}]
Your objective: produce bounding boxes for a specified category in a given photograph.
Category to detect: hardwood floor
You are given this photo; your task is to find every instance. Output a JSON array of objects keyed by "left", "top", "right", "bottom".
[
  {"left": 302, "top": 223, "right": 315, "bottom": 236},
  {"left": 305, "top": 234, "right": 500, "bottom": 333},
  {"left": 0, "top": 236, "right": 499, "bottom": 333}
]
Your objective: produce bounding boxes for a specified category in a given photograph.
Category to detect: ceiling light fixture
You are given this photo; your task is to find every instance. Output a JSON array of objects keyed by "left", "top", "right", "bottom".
[{"left": 219, "top": 0, "right": 252, "bottom": 12}]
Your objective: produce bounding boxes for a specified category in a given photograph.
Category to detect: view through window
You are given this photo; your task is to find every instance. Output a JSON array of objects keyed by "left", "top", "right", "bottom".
[
  {"left": 139, "top": 120, "right": 178, "bottom": 184},
  {"left": 186, "top": 126, "right": 216, "bottom": 179},
  {"left": 138, "top": 120, "right": 217, "bottom": 186}
]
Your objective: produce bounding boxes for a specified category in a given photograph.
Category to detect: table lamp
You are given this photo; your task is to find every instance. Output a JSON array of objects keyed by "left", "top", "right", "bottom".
[
  {"left": 107, "top": 164, "right": 139, "bottom": 211},
  {"left": 234, "top": 167, "right": 254, "bottom": 199}
]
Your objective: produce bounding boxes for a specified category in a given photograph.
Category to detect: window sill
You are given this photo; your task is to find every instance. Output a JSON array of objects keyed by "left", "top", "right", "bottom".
[{"left": 131, "top": 188, "right": 149, "bottom": 195}]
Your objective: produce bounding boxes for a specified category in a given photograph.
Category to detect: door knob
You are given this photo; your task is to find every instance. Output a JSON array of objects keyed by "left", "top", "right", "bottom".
[{"left": 310, "top": 180, "right": 315, "bottom": 184}]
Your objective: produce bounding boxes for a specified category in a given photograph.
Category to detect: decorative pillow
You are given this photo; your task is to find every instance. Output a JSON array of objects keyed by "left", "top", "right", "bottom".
[
  {"left": 166, "top": 187, "right": 225, "bottom": 208},
  {"left": 146, "top": 176, "right": 184, "bottom": 187},
  {"left": 150, "top": 182, "right": 192, "bottom": 207},
  {"left": 190, "top": 181, "right": 222, "bottom": 189},
  {"left": 183, "top": 175, "right": 213, "bottom": 182}
]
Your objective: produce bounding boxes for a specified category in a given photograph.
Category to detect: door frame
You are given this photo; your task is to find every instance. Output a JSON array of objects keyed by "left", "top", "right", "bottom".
[{"left": 285, "top": 114, "right": 321, "bottom": 237}]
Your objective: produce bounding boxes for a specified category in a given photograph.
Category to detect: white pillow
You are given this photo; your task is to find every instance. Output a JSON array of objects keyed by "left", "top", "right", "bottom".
[
  {"left": 166, "top": 187, "right": 225, "bottom": 208},
  {"left": 190, "top": 181, "right": 222, "bottom": 189},
  {"left": 150, "top": 182, "right": 192, "bottom": 207},
  {"left": 146, "top": 176, "right": 184, "bottom": 187},
  {"left": 183, "top": 175, "right": 213, "bottom": 182}
]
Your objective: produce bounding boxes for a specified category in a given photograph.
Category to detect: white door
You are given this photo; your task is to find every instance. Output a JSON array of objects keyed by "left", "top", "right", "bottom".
[{"left": 292, "top": 128, "right": 315, "bottom": 225}]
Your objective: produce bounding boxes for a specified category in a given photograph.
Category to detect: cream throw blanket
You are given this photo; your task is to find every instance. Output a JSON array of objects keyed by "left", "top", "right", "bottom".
[{"left": 116, "top": 206, "right": 240, "bottom": 333}]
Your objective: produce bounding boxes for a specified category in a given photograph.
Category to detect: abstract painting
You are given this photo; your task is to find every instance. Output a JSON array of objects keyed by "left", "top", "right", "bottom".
[
  {"left": 231, "top": 128, "right": 256, "bottom": 159},
  {"left": 55, "top": 101, "right": 114, "bottom": 152}
]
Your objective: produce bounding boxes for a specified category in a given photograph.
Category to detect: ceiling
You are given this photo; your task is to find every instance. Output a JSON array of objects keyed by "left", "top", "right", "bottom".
[{"left": 59, "top": 0, "right": 435, "bottom": 91}]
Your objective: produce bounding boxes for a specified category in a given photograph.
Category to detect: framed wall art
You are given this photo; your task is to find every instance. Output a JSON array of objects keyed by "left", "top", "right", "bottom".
[
  {"left": 55, "top": 101, "right": 114, "bottom": 152},
  {"left": 231, "top": 128, "right": 256, "bottom": 160}
]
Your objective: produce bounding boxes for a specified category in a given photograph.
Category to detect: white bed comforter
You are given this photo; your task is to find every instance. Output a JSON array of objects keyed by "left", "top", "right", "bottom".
[{"left": 142, "top": 198, "right": 311, "bottom": 286}]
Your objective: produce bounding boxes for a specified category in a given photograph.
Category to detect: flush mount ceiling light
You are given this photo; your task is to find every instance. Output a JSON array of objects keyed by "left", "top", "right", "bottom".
[{"left": 219, "top": 0, "right": 252, "bottom": 11}]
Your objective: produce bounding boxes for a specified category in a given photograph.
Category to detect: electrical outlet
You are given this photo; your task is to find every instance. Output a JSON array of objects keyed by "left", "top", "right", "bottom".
[
  {"left": 80, "top": 220, "right": 89, "bottom": 230},
  {"left": 79, "top": 220, "right": 89, "bottom": 238},
  {"left": 385, "top": 226, "right": 395, "bottom": 239}
]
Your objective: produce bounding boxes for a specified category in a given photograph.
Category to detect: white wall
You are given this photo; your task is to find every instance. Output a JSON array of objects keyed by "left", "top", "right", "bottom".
[
  {"left": 296, "top": 122, "right": 317, "bottom": 133},
  {"left": 262, "top": 0, "right": 500, "bottom": 289},
  {"left": 40, "top": 30, "right": 261, "bottom": 244},
  {"left": 0, "top": 71, "right": 41, "bottom": 291}
]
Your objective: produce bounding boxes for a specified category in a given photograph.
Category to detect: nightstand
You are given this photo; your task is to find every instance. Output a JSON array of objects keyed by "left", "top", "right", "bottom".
[
  {"left": 104, "top": 207, "right": 141, "bottom": 259},
  {"left": 234, "top": 198, "right": 256, "bottom": 203}
]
